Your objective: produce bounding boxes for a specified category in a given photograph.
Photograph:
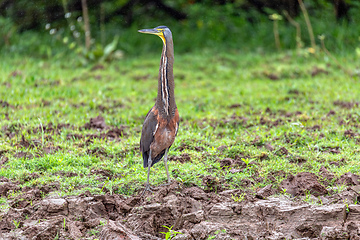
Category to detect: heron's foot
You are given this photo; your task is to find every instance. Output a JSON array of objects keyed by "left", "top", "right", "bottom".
[
  {"left": 159, "top": 179, "right": 172, "bottom": 187},
  {"left": 141, "top": 183, "right": 153, "bottom": 196}
]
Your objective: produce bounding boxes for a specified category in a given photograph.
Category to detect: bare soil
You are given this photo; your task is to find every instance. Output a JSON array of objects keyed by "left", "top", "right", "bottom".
[
  {"left": 1, "top": 114, "right": 360, "bottom": 239},
  {"left": 0, "top": 172, "right": 359, "bottom": 240}
]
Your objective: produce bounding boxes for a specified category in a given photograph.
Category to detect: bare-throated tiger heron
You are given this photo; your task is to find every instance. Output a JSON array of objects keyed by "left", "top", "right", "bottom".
[{"left": 138, "top": 26, "right": 179, "bottom": 194}]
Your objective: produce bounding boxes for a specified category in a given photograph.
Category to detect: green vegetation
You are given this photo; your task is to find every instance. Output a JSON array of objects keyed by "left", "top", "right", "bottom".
[
  {"left": 207, "top": 229, "right": 227, "bottom": 240},
  {"left": 231, "top": 193, "right": 246, "bottom": 202},
  {"left": 1, "top": 1, "right": 360, "bottom": 58},
  {"left": 160, "top": 225, "right": 182, "bottom": 240},
  {"left": 1, "top": 48, "right": 359, "bottom": 199}
]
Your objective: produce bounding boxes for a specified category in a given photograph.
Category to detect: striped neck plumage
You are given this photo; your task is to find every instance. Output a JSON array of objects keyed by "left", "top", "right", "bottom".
[
  {"left": 158, "top": 40, "right": 175, "bottom": 117},
  {"left": 160, "top": 47, "right": 169, "bottom": 115}
]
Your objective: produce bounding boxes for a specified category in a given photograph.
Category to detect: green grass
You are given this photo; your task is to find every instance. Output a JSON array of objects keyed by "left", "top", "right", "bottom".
[{"left": 1, "top": 49, "right": 360, "bottom": 199}]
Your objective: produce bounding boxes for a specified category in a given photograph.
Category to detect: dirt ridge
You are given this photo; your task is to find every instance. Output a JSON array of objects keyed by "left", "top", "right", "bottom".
[{"left": 0, "top": 180, "right": 359, "bottom": 239}]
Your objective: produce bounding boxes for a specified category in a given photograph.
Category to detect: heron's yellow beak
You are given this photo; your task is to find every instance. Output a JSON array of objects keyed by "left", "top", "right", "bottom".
[{"left": 138, "top": 28, "right": 166, "bottom": 45}]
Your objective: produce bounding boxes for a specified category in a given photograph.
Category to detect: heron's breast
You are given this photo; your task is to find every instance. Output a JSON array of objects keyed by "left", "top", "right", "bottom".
[{"left": 159, "top": 124, "right": 175, "bottom": 142}]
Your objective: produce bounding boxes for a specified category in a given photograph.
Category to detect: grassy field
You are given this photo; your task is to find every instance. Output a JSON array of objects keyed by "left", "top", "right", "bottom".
[{"left": 1, "top": 49, "right": 360, "bottom": 202}]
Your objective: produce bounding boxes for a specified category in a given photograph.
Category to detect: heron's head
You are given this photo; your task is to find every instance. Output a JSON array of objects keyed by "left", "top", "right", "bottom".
[{"left": 138, "top": 26, "right": 172, "bottom": 45}]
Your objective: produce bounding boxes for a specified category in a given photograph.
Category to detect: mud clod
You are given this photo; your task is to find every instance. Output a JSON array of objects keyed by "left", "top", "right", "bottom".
[
  {"left": 100, "top": 220, "right": 141, "bottom": 239},
  {"left": 0, "top": 156, "right": 9, "bottom": 165},
  {"left": 83, "top": 115, "right": 108, "bottom": 130},
  {"left": 264, "top": 143, "right": 274, "bottom": 151},
  {"left": 320, "top": 226, "right": 349, "bottom": 239},
  {"left": 174, "top": 143, "right": 205, "bottom": 152},
  {"left": 334, "top": 100, "right": 358, "bottom": 109},
  {"left": 183, "top": 187, "right": 207, "bottom": 201},
  {"left": 0, "top": 100, "right": 13, "bottom": 108},
  {"left": 255, "top": 184, "right": 274, "bottom": 199},
  {"left": 311, "top": 66, "right": 329, "bottom": 77},
  {"left": 169, "top": 153, "right": 192, "bottom": 163},
  {"left": 18, "top": 135, "right": 40, "bottom": 149},
  {"left": 0, "top": 182, "right": 20, "bottom": 197},
  {"left": 344, "top": 129, "right": 357, "bottom": 138},
  {"left": 264, "top": 72, "right": 279, "bottom": 80},
  {"left": 91, "top": 64, "right": 105, "bottom": 71},
  {"left": 336, "top": 172, "right": 360, "bottom": 186},
  {"left": 280, "top": 172, "right": 328, "bottom": 197},
  {"left": 327, "top": 110, "right": 336, "bottom": 116},
  {"left": 13, "top": 151, "right": 34, "bottom": 159},
  {"left": 87, "top": 147, "right": 109, "bottom": 158},
  {"left": 202, "top": 175, "right": 221, "bottom": 192},
  {"left": 106, "top": 127, "right": 127, "bottom": 139},
  {"left": 91, "top": 168, "right": 114, "bottom": 180},
  {"left": 276, "top": 146, "right": 289, "bottom": 156},
  {"left": 296, "top": 223, "right": 323, "bottom": 238},
  {"left": 67, "top": 127, "right": 126, "bottom": 142},
  {"left": 288, "top": 155, "right": 307, "bottom": 165},
  {"left": 220, "top": 158, "right": 233, "bottom": 168},
  {"left": 319, "top": 166, "right": 335, "bottom": 186},
  {"left": 228, "top": 103, "right": 241, "bottom": 109}
]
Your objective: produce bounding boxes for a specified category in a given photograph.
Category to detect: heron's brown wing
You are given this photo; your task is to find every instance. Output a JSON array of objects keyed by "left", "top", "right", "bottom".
[{"left": 140, "top": 106, "right": 158, "bottom": 168}]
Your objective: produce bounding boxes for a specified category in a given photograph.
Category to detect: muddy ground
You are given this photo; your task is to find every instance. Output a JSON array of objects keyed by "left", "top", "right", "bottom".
[
  {"left": 1, "top": 105, "right": 360, "bottom": 239},
  {"left": 0, "top": 171, "right": 359, "bottom": 240}
]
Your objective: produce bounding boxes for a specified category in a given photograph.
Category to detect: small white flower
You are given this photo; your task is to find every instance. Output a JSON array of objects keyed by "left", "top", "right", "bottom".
[{"left": 73, "top": 31, "right": 80, "bottom": 38}]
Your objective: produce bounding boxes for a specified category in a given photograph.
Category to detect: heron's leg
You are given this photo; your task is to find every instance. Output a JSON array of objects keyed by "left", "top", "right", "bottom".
[
  {"left": 163, "top": 148, "right": 171, "bottom": 184},
  {"left": 142, "top": 153, "right": 153, "bottom": 196}
]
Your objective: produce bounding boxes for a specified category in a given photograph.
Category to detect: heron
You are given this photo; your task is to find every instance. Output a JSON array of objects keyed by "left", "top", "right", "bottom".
[{"left": 138, "top": 26, "right": 179, "bottom": 194}]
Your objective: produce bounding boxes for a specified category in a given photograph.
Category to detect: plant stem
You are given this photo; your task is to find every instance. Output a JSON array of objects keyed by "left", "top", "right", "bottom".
[
  {"left": 100, "top": 3, "right": 105, "bottom": 47},
  {"left": 81, "top": 0, "right": 91, "bottom": 50},
  {"left": 283, "top": 10, "right": 302, "bottom": 49},
  {"left": 320, "top": 37, "right": 350, "bottom": 75},
  {"left": 273, "top": 20, "right": 281, "bottom": 51},
  {"left": 298, "top": 0, "right": 316, "bottom": 49}
]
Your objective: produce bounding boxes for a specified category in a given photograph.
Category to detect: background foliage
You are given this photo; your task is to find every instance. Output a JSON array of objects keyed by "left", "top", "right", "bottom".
[{"left": 0, "top": 0, "right": 359, "bottom": 58}]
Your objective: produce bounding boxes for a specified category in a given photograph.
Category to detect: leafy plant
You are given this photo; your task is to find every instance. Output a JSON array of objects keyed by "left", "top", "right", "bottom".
[
  {"left": 280, "top": 188, "right": 288, "bottom": 195},
  {"left": 63, "top": 218, "right": 66, "bottom": 231},
  {"left": 333, "top": 184, "right": 347, "bottom": 194},
  {"left": 318, "top": 197, "right": 323, "bottom": 205},
  {"left": 53, "top": 232, "right": 59, "bottom": 240},
  {"left": 160, "top": 225, "right": 182, "bottom": 240},
  {"left": 303, "top": 190, "right": 313, "bottom": 203},
  {"left": 46, "top": 0, "right": 123, "bottom": 64},
  {"left": 99, "top": 220, "right": 107, "bottom": 226},
  {"left": 231, "top": 193, "right": 245, "bottom": 202},
  {"left": 241, "top": 158, "right": 251, "bottom": 167},
  {"left": 343, "top": 200, "right": 350, "bottom": 213},
  {"left": 88, "top": 229, "right": 100, "bottom": 236},
  {"left": 207, "top": 229, "right": 227, "bottom": 240},
  {"left": 13, "top": 219, "right": 20, "bottom": 229}
]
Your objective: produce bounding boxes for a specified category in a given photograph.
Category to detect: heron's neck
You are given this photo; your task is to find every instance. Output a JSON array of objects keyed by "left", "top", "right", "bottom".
[{"left": 156, "top": 40, "right": 176, "bottom": 117}]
